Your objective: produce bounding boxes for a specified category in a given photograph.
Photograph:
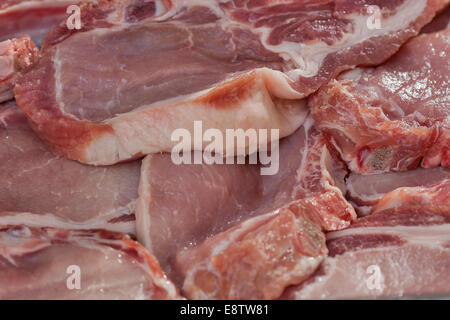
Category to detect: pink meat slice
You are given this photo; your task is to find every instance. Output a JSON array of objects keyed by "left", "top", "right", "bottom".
[
  {"left": 14, "top": 0, "right": 447, "bottom": 165},
  {"left": 346, "top": 167, "right": 450, "bottom": 215},
  {"left": 136, "top": 116, "right": 356, "bottom": 299},
  {"left": 311, "top": 28, "right": 450, "bottom": 173},
  {"left": 282, "top": 180, "right": 450, "bottom": 299},
  {"left": 0, "top": 0, "right": 78, "bottom": 45},
  {"left": 0, "top": 225, "right": 180, "bottom": 299},
  {"left": 0, "top": 101, "right": 140, "bottom": 234},
  {"left": 0, "top": 35, "right": 39, "bottom": 103}
]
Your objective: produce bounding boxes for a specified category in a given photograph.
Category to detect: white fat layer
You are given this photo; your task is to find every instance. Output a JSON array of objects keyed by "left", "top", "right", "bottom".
[
  {"left": 135, "top": 156, "right": 154, "bottom": 253},
  {"left": 0, "top": 212, "right": 136, "bottom": 234},
  {"left": 293, "top": 114, "right": 313, "bottom": 196},
  {"left": 327, "top": 223, "right": 450, "bottom": 247}
]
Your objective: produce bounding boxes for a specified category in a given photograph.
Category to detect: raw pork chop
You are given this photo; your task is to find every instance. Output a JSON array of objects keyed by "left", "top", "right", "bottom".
[
  {"left": 14, "top": 0, "right": 447, "bottom": 165},
  {"left": 0, "top": 0, "right": 78, "bottom": 45},
  {"left": 0, "top": 35, "right": 39, "bottom": 103},
  {"left": 0, "top": 101, "right": 140, "bottom": 234},
  {"left": 283, "top": 179, "right": 450, "bottom": 299},
  {"left": 136, "top": 116, "right": 356, "bottom": 299},
  {"left": 347, "top": 167, "right": 450, "bottom": 215},
  {"left": 0, "top": 225, "right": 180, "bottom": 299},
  {"left": 421, "top": 3, "right": 450, "bottom": 33},
  {"left": 311, "top": 29, "right": 450, "bottom": 173}
]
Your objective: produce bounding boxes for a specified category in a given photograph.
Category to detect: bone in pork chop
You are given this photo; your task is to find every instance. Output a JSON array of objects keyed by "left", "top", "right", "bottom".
[
  {"left": 0, "top": 101, "right": 140, "bottom": 234},
  {"left": 136, "top": 115, "right": 356, "bottom": 299},
  {"left": 311, "top": 28, "right": 450, "bottom": 173},
  {"left": 0, "top": 225, "right": 180, "bottom": 299},
  {"left": 0, "top": 0, "right": 78, "bottom": 45},
  {"left": 14, "top": 0, "right": 447, "bottom": 165},
  {"left": 0, "top": 35, "right": 39, "bottom": 103},
  {"left": 421, "top": 3, "right": 450, "bottom": 33},
  {"left": 282, "top": 179, "right": 450, "bottom": 299}
]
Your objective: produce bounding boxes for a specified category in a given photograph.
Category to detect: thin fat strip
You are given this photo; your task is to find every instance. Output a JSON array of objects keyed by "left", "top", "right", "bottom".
[{"left": 346, "top": 167, "right": 450, "bottom": 215}]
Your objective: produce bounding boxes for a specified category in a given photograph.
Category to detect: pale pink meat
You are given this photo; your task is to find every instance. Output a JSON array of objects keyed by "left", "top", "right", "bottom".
[
  {"left": 346, "top": 167, "right": 450, "bottom": 215},
  {"left": 136, "top": 115, "right": 356, "bottom": 299},
  {"left": 0, "top": 0, "right": 78, "bottom": 45},
  {"left": 14, "top": 0, "right": 447, "bottom": 165},
  {"left": 176, "top": 205, "right": 327, "bottom": 300},
  {"left": 311, "top": 29, "right": 450, "bottom": 173},
  {"left": 0, "top": 35, "right": 39, "bottom": 103},
  {"left": 283, "top": 180, "right": 450, "bottom": 299},
  {"left": 0, "top": 225, "right": 180, "bottom": 299},
  {"left": 421, "top": 3, "right": 450, "bottom": 33}
]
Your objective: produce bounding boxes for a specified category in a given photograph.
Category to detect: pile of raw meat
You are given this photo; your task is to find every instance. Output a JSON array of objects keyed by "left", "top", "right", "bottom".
[{"left": 0, "top": 0, "right": 449, "bottom": 300}]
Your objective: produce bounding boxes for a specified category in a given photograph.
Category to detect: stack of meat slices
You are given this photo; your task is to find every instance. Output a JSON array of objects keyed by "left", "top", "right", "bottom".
[{"left": 0, "top": 0, "right": 449, "bottom": 299}]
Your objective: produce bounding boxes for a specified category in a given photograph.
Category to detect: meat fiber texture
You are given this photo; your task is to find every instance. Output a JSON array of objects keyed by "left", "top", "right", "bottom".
[
  {"left": 346, "top": 167, "right": 450, "bottom": 215},
  {"left": 14, "top": 0, "right": 447, "bottom": 165},
  {"left": 0, "top": 225, "right": 181, "bottom": 299},
  {"left": 0, "top": 101, "right": 140, "bottom": 234},
  {"left": 0, "top": 0, "right": 449, "bottom": 301},
  {"left": 136, "top": 115, "right": 356, "bottom": 299},
  {"left": 311, "top": 28, "right": 450, "bottom": 173}
]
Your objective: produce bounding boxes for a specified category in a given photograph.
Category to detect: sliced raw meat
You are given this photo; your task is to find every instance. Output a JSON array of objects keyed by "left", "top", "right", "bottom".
[
  {"left": 347, "top": 167, "right": 450, "bottom": 215},
  {"left": 283, "top": 180, "right": 450, "bottom": 299},
  {"left": 0, "top": 101, "right": 140, "bottom": 234},
  {"left": 371, "top": 179, "right": 450, "bottom": 214},
  {"left": 0, "top": 0, "right": 78, "bottom": 45},
  {"left": 0, "top": 225, "right": 180, "bottom": 299},
  {"left": 176, "top": 205, "right": 327, "bottom": 300},
  {"left": 14, "top": 0, "right": 447, "bottom": 165},
  {"left": 0, "top": 35, "right": 39, "bottom": 103},
  {"left": 421, "top": 3, "right": 450, "bottom": 33},
  {"left": 311, "top": 28, "right": 450, "bottom": 173},
  {"left": 136, "top": 115, "right": 356, "bottom": 298}
]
